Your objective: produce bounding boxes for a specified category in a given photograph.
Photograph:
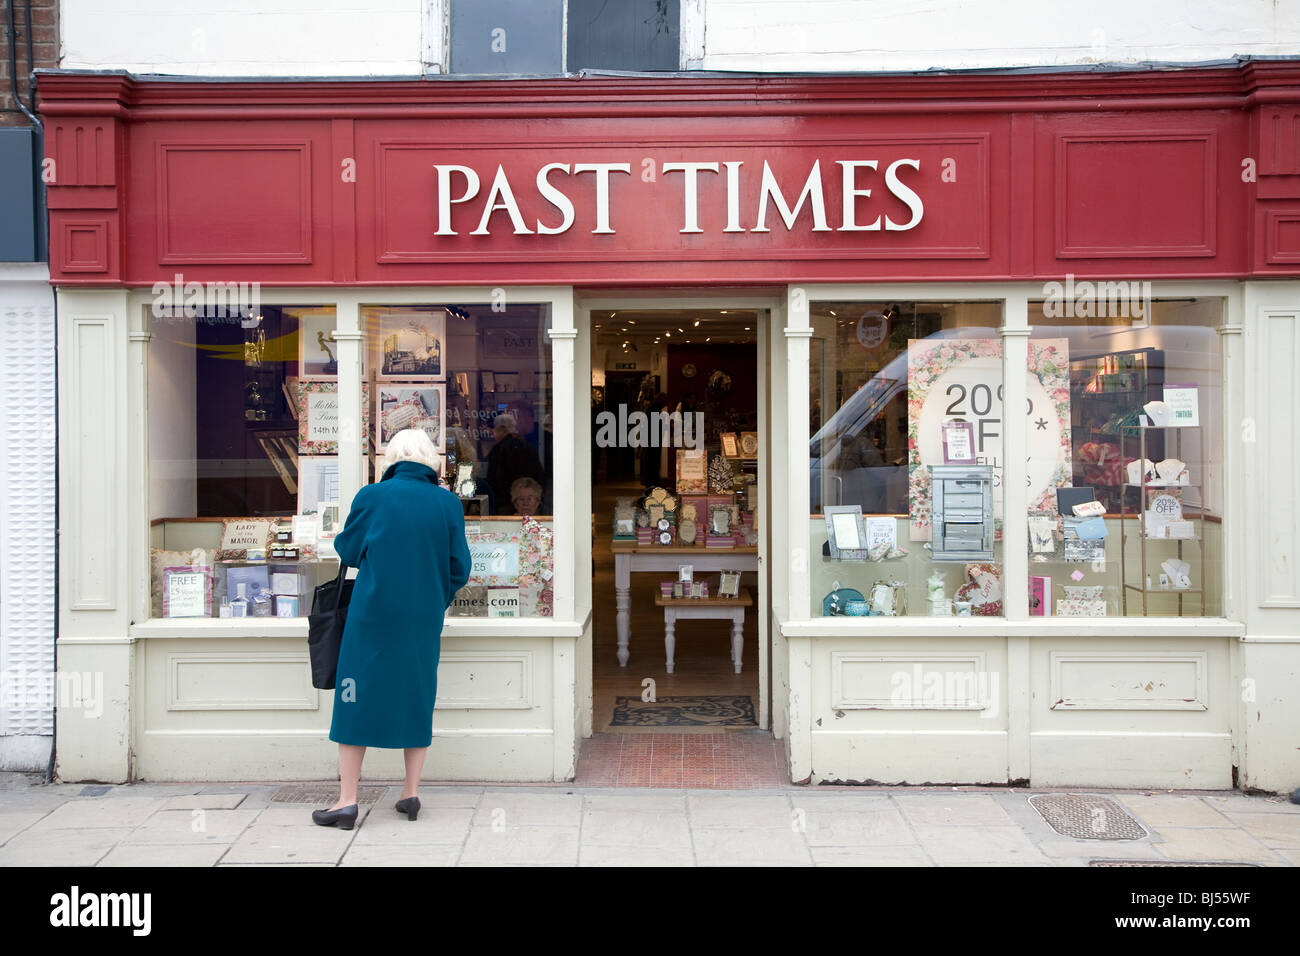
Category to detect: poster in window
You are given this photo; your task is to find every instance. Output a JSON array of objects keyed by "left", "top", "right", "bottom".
[
  {"left": 377, "top": 384, "right": 445, "bottom": 452},
  {"left": 907, "top": 338, "right": 1072, "bottom": 541},
  {"left": 163, "top": 567, "right": 212, "bottom": 618},
  {"left": 297, "top": 381, "right": 370, "bottom": 455},
  {"left": 377, "top": 309, "right": 444, "bottom": 380}
]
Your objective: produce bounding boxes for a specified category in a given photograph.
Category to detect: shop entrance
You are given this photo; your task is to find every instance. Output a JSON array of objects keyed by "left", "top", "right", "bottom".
[{"left": 583, "top": 302, "right": 773, "bottom": 743}]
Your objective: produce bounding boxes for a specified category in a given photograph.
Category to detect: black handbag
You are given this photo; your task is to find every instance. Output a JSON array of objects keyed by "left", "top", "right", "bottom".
[{"left": 307, "top": 563, "right": 353, "bottom": 690}]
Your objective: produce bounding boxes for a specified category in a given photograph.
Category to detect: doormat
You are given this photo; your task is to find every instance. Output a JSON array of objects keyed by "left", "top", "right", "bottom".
[{"left": 610, "top": 695, "right": 757, "bottom": 727}]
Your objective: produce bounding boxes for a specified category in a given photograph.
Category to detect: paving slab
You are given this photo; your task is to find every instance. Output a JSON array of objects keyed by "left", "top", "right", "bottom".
[
  {"left": 579, "top": 843, "right": 695, "bottom": 866},
  {"left": 351, "top": 807, "right": 473, "bottom": 845},
  {"left": 1117, "top": 794, "right": 1232, "bottom": 828},
  {"left": 122, "top": 809, "right": 260, "bottom": 845},
  {"left": 222, "top": 824, "right": 356, "bottom": 865},
  {"left": 341, "top": 844, "right": 461, "bottom": 866},
  {"left": 459, "top": 826, "right": 580, "bottom": 865},
  {"left": 687, "top": 793, "right": 792, "bottom": 828},
  {"left": 801, "top": 808, "right": 916, "bottom": 847},
  {"left": 580, "top": 808, "right": 692, "bottom": 848},
  {"left": 810, "top": 845, "right": 934, "bottom": 866},
  {"left": 582, "top": 792, "right": 687, "bottom": 812},
  {"left": 1152, "top": 826, "right": 1282, "bottom": 864},
  {"left": 789, "top": 792, "right": 896, "bottom": 812},
  {"left": 98, "top": 844, "right": 230, "bottom": 867},
  {"left": 1219, "top": 812, "right": 1300, "bottom": 849},
  {"left": 914, "top": 825, "right": 1050, "bottom": 865},
  {"left": 0, "top": 811, "right": 47, "bottom": 845},
  {"left": 471, "top": 791, "right": 583, "bottom": 828},
  {"left": 1035, "top": 839, "right": 1166, "bottom": 861},
  {"left": 691, "top": 826, "right": 813, "bottom": 866},
  {"left": 0, "top": 827, "right": 134, "bottom": 866},
  {"left": 162, "top": 793, "right": 248, "bottom": 811},
  {"left": 895, "top": 794, "right": 1015, "bottom": 827},
  {"left": 26, "top": 797, "right": 167, "bottom": 830}
]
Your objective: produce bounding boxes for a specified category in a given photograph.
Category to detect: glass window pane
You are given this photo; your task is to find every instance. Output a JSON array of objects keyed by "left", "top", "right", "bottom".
[
  {"left": 810, "top": 301, "right": 1004, "bottom": 617},
  {"left": 1026, "top": 295, "right": 1224, "bottom": 618},
  {"left": 148, "top": 305, "right": 340, "bottom": 620},
  {"left": 363, "top": 304, "right": 554, "bottom": 619}
]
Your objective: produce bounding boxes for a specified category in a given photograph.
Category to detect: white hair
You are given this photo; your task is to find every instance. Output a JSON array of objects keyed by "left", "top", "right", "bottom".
[
  {"left": 382, "top": 428, "right": 441, "bottom": 475},
  {"left": 493, "top": 413, "right": 518, "bottom": 434}
]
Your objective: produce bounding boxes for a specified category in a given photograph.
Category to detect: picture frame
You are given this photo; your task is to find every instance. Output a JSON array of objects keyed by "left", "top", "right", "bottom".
[
  {"left": 709, "top": 505, "right": 732, "bottom": 536},
  {"left": 480, "top": 371, "right": 496, "bottom": 392},
  {"left": 675, "top": 448, "right": 708, "bottom": 494},
  {"left": 718, "top": 571, "right": 741, "bottom": 598},
  {"left": 824, "top": 505, "right": 868, "bottom": 560},
  {"left": 375, "top": 307, "right": 445, "bottom": 380},
  {"left": 377, "top": 383, "right": 446, "bottom": 452},
  {"left": 678, "top": 564, "right": 694, "bottom": 584},
  {"left": 720, "top": 432, "right": 740, "bottom": 458},
  {"left": 295, "top": 308, "right": 339, "bottom": 378},
  {"left": 739, "top": 432, "right": 759, "bottom": 459},
  {"left": 452, "top": 371, "right": 471, "bottom": 398},
  {"left": 216, "top": 518, "right": 278, "bottom": 561},
  {"left": 941, "top": 420, "right": 976, "bottom": 464}
]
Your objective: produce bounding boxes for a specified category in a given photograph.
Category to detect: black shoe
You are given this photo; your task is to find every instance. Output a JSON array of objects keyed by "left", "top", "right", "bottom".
[
  {"left": 395, "top": 796, "right": 420, "bottom": 821},
  {"left": 311, "top": 804, "right": 358, "bottom": 829}
]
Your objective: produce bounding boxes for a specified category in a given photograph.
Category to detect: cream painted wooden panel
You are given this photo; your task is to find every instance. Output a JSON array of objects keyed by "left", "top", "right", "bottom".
[
  {"left": 65, "top": 315, "right": 117, "bottom": 610},
  {"left": 809, "top": 731, "right": 1009, "bottom": 784},
  {"left": 436, "top": 650, "right": 533, "bottom": 709},
  {"left": 1258, "top": 309, "right": 1300, "bottom": 607},
  {"left": 830, "top": 650, "right": 991, "bottom": 711},
  {"left": 1049, "top": 651, "right": 1207, "bottom": 711},
  {"left": 167, "top": 653, "right": 319, "bottom": 711},
  {"left": 1029, "top": 733, "right": 1232, "bottom": 789},
  {"left": 54, "top": 638, "right": 134, "bottom": 783}
]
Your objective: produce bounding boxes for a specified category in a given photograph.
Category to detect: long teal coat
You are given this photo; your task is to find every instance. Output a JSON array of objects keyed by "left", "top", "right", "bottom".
[{"left": 329, "top": 460, "right": 472, "bottom": 749}]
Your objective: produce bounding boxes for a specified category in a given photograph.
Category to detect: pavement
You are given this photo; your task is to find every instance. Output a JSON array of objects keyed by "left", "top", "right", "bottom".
[{"left": 0, "top": 772, "right": 1296, "bottom": 866}]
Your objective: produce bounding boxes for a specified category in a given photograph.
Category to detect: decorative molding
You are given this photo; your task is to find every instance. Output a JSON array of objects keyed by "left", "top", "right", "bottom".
[
  {"left": 1049, "top": 651, "right": 1209, "bottom": 711},
  {"left": 434, "top": 650, "right": 534, "bottom": 709},
  {"left": 1257, "top": 308, "right": 1300, "bottom": 606},
  {"left": 830, "top": 650, "right": 992, "bottom": 711},
  {"left": 65, "top": 314, "right": 117, "bottom": 610}
]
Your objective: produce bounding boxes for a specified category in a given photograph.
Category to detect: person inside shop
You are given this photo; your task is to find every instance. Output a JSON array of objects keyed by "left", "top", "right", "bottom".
[
  {"left": 509, "top": 476, "right": 544, "bottom": 517},
  {"left": 487, "top": 413, "right": 545, "bottom": 515}
]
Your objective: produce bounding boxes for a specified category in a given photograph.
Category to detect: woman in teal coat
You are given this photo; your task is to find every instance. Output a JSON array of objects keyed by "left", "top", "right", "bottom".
[{"left": 313, "top": 428, "right": 471, "bottom": 829}]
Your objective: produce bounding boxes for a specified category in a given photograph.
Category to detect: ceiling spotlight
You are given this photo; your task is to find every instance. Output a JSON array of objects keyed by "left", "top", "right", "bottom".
[
  {"left": 829, "top": 310, "right": 837, "bottom": 317},
  {"left": 664, "top": 331, "right": 671, "bottom": 337},
  {"left": 744, "top": 326, "right": 751, "bottom": 331},
  {"left": 720, "top": 310, "right": 728, "bottom": 314},
  {"left": 693, "top": 320, "right": 700, "bottom": 327},
  {"left": 626, "top": 319, "right": 636, "bottom": 325},
  {"left": 705, "top": 337, "right": 711, "bottom": 342},
  {"left": 677, "top": 327, "right": 684, "bottom": 333}
]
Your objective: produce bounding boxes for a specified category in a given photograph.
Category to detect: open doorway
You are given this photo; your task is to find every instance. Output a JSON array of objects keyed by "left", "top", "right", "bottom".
[{"left": 588, "top": 308, "right": 765, "bottom": 734}]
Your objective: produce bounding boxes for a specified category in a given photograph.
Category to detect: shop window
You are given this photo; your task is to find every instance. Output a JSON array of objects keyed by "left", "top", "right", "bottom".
[
  {"left": 1024, "top": 297, "right": 1224, "bottom": 618},
  {"left": 810, "top": 301, "right": 1004, "bottom": 617},
  {"left": 148, "top": 306, "right": 340, "bottom": 620},
  {"left": 363, "top": 304, "right": 555, "bottom": 619}
]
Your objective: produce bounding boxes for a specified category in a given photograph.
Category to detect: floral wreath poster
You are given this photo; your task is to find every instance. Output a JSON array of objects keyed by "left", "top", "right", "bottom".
[
  {"left": 907, "top": 337, "right": 1071, "bottom": 541},
  {"left": 297, "top": 381, "right": 370, "bottom": 455}
]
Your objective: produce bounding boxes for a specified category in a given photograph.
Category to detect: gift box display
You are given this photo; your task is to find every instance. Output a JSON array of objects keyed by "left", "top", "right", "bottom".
[{"left": 1056, "top": 598, "right": 1107, "bottom": 616}]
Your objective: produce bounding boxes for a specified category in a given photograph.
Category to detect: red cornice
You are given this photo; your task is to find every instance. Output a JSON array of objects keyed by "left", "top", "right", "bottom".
[{"left": 34, "top": 61, "right": 1300, "bottom": 120}]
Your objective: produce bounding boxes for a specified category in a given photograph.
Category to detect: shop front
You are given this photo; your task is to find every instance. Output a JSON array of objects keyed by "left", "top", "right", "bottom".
[{"left": 39, "top": 64, "right": 1300, "bottom": 790}]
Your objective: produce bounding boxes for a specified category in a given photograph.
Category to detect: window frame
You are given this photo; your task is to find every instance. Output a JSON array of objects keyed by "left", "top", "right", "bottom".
[{"left": 783, "top": 281, "right": 1245, "bottom": 637}]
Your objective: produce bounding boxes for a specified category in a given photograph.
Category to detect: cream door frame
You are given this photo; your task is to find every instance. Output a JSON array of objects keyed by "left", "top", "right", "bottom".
[{"left": 577, "top": 293, "right": 783, "bottom": 733}]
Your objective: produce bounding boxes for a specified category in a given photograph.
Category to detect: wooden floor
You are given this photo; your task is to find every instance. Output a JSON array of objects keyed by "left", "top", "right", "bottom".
[{"left": 591, "top": 479, "right": 763, "bottom": 735}]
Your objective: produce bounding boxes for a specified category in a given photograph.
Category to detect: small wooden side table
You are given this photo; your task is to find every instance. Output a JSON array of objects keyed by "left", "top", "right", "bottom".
[{"left": 653, "top": 589, "right": 753, "bottom": 675}]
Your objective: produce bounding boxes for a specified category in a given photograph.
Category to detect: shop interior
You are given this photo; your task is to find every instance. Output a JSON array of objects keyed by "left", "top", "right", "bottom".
[{"left": 590, "top": 308, "right": 763, "bottom": 732}]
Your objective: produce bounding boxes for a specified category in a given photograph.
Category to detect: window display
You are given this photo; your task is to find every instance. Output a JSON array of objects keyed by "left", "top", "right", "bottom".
[
  {"left": 148, "top": 306, "right": 342, "bottom": 619},
  {"left": 1026, "top": 297, "right": 1224, "bottom": 618},
  {"left": 809, "top": 300, "right": 1004, "bottom": 617},
  {"left": 364, "top": 304, "right": 554, "bottom": 618}
]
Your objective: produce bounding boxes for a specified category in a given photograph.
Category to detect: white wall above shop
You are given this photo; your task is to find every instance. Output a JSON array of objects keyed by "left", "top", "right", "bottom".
[
  {"left": 59, "top": 0, "right": 428, "bottom": 76},
  {"left": 58, "top": 0, "right": 1300, "bottom": 78},
  {"left": 701, "top": 0, "right": 1300, "bottom": 71}
]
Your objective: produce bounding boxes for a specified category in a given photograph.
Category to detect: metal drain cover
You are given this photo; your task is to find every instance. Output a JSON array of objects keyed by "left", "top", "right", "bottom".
[
  {"left": 1029, "top": 793, "right": 1147, "bottom": 840},
  {"left": 270, "top": 784, "right": 388, "bottom": 805},
  {"left": 1091, "top": 860, "right": 1258, "bottom": 867}
]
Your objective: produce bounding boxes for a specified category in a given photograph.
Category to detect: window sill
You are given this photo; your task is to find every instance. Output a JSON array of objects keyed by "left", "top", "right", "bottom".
[
  {"left": 129, "top": 618, "right": 585, "bottom": 639},
  {"left": 779, "top": 617, "right": 1246, "bottom": 639}
]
